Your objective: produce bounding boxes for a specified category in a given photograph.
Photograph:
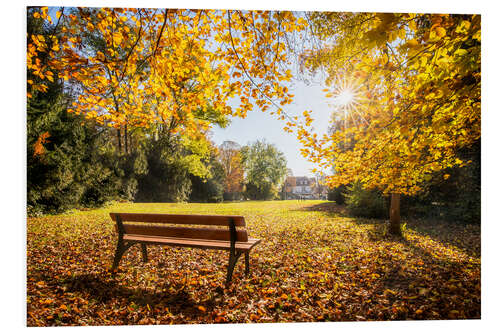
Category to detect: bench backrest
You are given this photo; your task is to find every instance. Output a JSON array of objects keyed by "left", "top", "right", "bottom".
[{"left": 110, "top": 213, "right": 248, "bottom": 242}]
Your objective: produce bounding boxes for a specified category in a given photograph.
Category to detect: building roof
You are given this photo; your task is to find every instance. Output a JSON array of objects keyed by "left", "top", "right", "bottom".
[{"left": 285, "top": 176, "right": 314, "bottom": 186}]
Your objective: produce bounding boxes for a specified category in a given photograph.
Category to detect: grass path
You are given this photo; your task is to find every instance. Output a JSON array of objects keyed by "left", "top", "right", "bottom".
[{"left": 27, "top": 200, "right": 480, "bottom": 325}]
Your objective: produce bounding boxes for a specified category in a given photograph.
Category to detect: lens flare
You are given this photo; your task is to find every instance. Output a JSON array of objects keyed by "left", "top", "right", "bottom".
[
  {"left": 328, "top": 73, "right": 370, "bottom": 128},
  {"left": 335, "top": 88, "right": 355, "bottom": 107}
]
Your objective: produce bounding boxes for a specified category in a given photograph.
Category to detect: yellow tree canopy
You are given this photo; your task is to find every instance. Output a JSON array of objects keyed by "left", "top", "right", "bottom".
[
  {"left": 294, "top": 13, "right": 480, "bottom": 195},
  {"left": 27, "top": 7, "right": 305, "bottom": 138}
]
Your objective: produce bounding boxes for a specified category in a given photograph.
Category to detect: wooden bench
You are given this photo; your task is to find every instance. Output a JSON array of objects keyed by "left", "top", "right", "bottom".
[{"left": 109, "top": 213, "right": 261, "bottom": 283}]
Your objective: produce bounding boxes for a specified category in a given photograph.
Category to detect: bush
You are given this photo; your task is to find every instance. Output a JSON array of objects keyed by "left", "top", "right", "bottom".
[
  {"left": 345, "top": 182, "right": 388, "bottom": 219},
  {"left": 190, "top": 162, "right": 225, "bottom": 203},
  {"left": 244, "top": 182, "right": 278, "bottom": 200},
  {"left": 190, "top": 177, "right": 224, "bottom": 203},
  {"left": 223, "top": 192, "right": 243, "bottom": 201},
  {"left": 135, "top": 137, "right": 192, "bottom": 203},
  {"left": 189, "top": 152, "right": 225, "bottom": 203},
  {"left": 399, "top": 140, "right": 480, "bottom": 224},
  {"left": 328, "top": 185, "right": 347, "bottom": 204}
]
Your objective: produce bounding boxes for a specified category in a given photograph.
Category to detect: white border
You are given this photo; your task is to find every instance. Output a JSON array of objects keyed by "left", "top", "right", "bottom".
[{"left": 4, "top": 0, "right": 499, "bottom": 332}]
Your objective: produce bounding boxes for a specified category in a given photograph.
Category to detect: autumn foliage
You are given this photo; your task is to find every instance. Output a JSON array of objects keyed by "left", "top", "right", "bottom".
[
  {"left": 218, "top": 141, "right": 245, "bottom": 196},
  {"left": 295, "top": 13, "right": 480, "bottom": 196},
  {"left": 27, "top": 7, "right": 304, "bottom": 140},
  {"left": 27, "top": 201, "right": 480, "bottom": 325},
  {"left": 32, "top": 131, "right": 51, "bottom": 157}
]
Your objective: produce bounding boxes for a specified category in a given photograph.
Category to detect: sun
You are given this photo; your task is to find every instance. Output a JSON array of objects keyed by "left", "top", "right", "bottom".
[
  {"left": 331, "top": 75, "right": 362, "bottom": 112},
  {"left": 335, "top": 88, "right": 355, "bottom": 108},
  {"left": 327, "top": 73, "right": 369, "bottom": 128}
]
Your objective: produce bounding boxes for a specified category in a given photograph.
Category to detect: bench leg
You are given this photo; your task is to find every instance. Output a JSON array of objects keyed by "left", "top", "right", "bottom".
[
  {"left": 226, "top": 251, "right": 242, "bottom": 284},
  {"left": 245, "top": 252, "right": 250, "bottom": 275},
  {"left": 112, "top": 241, "right": 125, "bottom": 273},
  {"left": 141, "top": 243, "right": 148, "bottom": 263},
  {"left": 111, "top": 240, "right": 133, "bottom": 274}
]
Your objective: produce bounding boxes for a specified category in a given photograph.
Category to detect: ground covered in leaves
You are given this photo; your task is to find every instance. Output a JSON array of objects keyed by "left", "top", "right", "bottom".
[{"left": 27, "top": 201, "right": 480, "bottom": 326}]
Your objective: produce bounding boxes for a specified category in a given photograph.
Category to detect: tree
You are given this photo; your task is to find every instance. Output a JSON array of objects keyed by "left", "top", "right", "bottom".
[
  {"left": 190, "top": 145, "right": 226, "bottom": 203},
  {"left": 27, "top": 7, "right": 308, "bottom": 207},
  {"left": 28, "top": 7, "right": 304, "bottom": 145},
  {"left": 241, "top": 140, "right": 288, "bottom": 200},
  {"left": 293, "top": 13, "right": 480, "bottom": 235},
  {"left": 27, "top": 7, "right": 140, "bottom": 214},
  {"left": 134, "top": 132, "right": 215, "bottom": 203},
  {"left": 280, "top": 168, "right": 294, "bottom": 199},
  {"left": 313, "top": 172, "right": 328, "bottom": 199},
  {"left": 218, "top": 141, "right": 244, "bottom": 200}
]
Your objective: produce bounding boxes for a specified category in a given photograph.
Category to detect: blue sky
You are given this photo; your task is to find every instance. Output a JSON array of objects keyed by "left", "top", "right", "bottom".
[{"left": 210, "top": 80, "right": 333, "bottom": 177}]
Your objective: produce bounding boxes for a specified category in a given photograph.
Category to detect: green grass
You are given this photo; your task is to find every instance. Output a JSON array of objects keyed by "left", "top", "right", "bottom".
[{"left": 27, "top": 200, "right": 480, "bottom": 325}]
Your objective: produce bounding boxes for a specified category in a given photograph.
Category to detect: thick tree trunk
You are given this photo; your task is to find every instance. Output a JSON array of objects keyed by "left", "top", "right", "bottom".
[
  {"left": 117, "top": 128, "right": 122, "bottom": 154},
  {"left": 389, "top": 193, "right": 402, "bottom": 236}
]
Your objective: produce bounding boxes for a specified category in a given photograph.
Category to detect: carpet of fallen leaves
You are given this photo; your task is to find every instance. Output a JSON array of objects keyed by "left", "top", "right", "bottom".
[{"left": 26, "top": 200, "right": 480, "bottom": 326}]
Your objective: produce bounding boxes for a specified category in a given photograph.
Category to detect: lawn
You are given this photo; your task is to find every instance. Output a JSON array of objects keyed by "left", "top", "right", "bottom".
[{"left": 26, "top": 200, "right": 480, "bottom": 326}]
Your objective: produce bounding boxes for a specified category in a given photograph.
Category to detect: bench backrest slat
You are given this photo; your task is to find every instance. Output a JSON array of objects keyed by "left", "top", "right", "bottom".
[
  {"left": 118, "top": 224, "right": 248, "bottom": 242},
  {"left": 110, "top": 213, "right": 246, "bottom": 227},
  {"left": 110, "top": 213, "right": 249, "bottom": 243}
]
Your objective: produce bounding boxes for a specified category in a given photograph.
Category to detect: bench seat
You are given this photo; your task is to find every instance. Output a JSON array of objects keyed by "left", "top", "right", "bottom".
[{"left": 123, "top": 234, "right": 261, "bottom": 251}]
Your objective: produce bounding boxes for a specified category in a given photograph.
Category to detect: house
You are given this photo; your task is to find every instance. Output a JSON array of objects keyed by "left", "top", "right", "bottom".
[{"left": 283, "top": 176, "right": 317, "bottom": 199}]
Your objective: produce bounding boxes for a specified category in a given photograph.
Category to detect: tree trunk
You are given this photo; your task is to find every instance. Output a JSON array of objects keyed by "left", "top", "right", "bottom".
[
  {"left": 124, "top": 124, "right": 128, "bottom": 154},
  {"left": 128, "top": 132, "right": 134, "bottom": 152},
  {"left": 389, "top": 193, "right": 402, "bottom": 236},
  {"left": 117, "top": 127, "right": 122, "bottom": 154}
]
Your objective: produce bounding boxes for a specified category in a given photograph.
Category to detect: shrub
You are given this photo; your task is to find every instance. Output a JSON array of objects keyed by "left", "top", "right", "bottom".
[
  {"left": 190, "top": 176, "right": 224, "bottom": 203},
  {"left": 223, "top": 192, "right": 243, "bottom": 201},
  {"left": 328, "top": 185, "right": 347, "bottom": 204},
  {"left": 345, "top": 182, "right": 388, "bottom": 219},
  {"left": 190, "top": 160, "right": 225, "bottom": 203},
  {"left": 244, "top": 182, "right": 279, "bottom": 200},
  {"left": 399, "top": 140, "right": 480, "bottom": 224}
]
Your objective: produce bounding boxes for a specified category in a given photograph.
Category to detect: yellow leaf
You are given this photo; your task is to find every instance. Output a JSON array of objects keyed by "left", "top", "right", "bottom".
[
  {"left": 112, "top": 32, "right": 123, "bottom": 45},
  {"left": 454, "top": 49, "right": 468, "bottom": 56},
  {"left": 384, "top": 289, "right": 396, "bottom": 295},
  {"left": 406, "top": 39, "right": 419, "bottom": 48},
  {"left": 435, "top": 26, "right": 446, "bottom": 38},
  {"left": 409, "top": 20, "right": 417, "bottom": 31}
]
